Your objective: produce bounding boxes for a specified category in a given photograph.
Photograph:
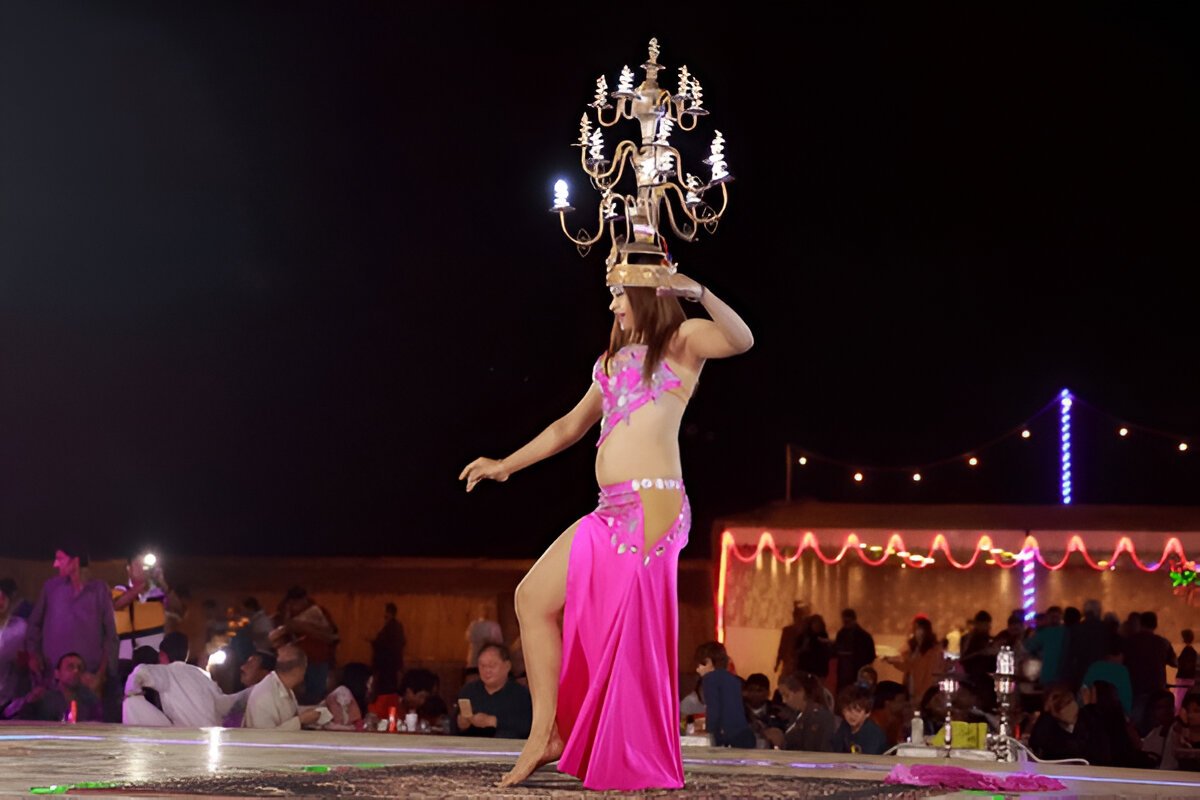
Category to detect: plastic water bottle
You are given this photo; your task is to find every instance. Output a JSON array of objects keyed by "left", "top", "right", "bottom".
[{"left": 910, "top": 710, "right": 923, "bottom": 744}]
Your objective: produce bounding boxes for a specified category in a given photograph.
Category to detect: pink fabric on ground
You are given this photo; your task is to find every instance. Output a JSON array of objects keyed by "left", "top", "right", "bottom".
[
  {"left": 556, "top": 479, "right": 690, "bottom": 791},
  {"left": 885, "top": 763, "right": 1067, "bottom": 792}
]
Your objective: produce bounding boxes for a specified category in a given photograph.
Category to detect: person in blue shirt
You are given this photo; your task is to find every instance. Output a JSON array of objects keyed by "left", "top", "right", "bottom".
[
  {"left": 695, "top": 641, "right": 755, "bottom": 748},
  {"left": 1025, "top": 606, "right": 1067, "bottom": 685},
  {"left": 831, "top": 685, "right": 887, "bottom": 755}
]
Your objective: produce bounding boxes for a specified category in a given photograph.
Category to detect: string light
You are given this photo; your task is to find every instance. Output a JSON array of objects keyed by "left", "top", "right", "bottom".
[
  {"left": 715, "top": 530, "right": 1190, "bottom": 642},
  {"left": 785, "top": 392, "right": 1195, "bottom": 504}
]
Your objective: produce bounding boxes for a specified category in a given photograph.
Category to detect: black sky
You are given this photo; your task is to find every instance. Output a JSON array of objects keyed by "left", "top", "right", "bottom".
[{"left": 1, "top": 3, "right": 1197, "bottom": 560}]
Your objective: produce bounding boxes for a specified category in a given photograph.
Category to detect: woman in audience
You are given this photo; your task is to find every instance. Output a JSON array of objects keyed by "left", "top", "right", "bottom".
[
  {"left": 763, "top": 671, "right": 835, "bottom": 752},
  {"left": 1028, "top": 684, "right": 1088, "bottom": 761},
  {"left": 886, "top": 616, "right": 943, "bottom": 701}
]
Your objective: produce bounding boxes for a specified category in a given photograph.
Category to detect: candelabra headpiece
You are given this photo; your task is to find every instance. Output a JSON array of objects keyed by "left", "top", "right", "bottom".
[{"left": 549, "top": 38, "right": 734, "bottom": 288}]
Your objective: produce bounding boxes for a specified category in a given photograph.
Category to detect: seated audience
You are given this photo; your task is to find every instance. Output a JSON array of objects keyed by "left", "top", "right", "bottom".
[
  {"left": 1028, "top": 685, "right": 1087, "bottom": 761},
  {"left": 0, "top": 578, "right": 29, "bottom": 714},
  {"left": 831, "top": 685, "right": 887, "bottom": 754},
  {"left": 368, "top": 666, "right": 437, "bottom": 720},
  {"left": 5, "top": 652, "right": 103, "bottom": 722},
  {"left": 123, "top": 632, "right": 249, "bottom": 726},
  {"left": 1141, "top": 690, "right": 1182, "bottom": 770},
  {"left": 456, "top": 643, "right": 531, "bottom": 739},
  {"left": 764, "top": 671, "right": 835, "bottom": 752},
  {"left": 680, "top": 674, "right": 705, "bottom": 718},
  {"left": 223, "top": 651, "right": 275, "bottom": 727},
  {"left": 743, "top": 672, "right": 783, "bottom": 738},
  {"left": 242, "top": 644, "right": 324, "bottom": 730},
  {"left": 870, "top": 680, "right": 910, "bottom": 747},
  {"left": 1079, "top": 679, "right": 1152, "bottom": 768}
]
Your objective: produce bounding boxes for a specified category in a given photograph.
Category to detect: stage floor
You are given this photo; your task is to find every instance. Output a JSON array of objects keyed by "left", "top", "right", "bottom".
[{"left": 2, "top": 724, "right": 1200, "bottom": 798}]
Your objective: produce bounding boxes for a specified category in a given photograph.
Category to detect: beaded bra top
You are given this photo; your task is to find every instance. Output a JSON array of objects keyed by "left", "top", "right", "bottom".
[{"left": 593, "top": 344, "right": 686, "bottom": 447}]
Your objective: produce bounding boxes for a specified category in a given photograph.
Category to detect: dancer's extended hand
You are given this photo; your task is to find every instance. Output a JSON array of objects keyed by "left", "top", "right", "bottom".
[
  {"left": 459, "top": 457, "right": 510, "bottom": 492},
  {"left": 655, "top": 272, "right": 704, "bottom": 302}
]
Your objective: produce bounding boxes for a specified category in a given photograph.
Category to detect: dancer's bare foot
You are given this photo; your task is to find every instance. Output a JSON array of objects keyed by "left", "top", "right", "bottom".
[{"left": 496, "top": 725, "right": 564, "bottom": 787}]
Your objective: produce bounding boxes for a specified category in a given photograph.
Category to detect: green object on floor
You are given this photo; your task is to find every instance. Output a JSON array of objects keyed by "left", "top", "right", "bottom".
[
  {"left": 302, "top": 765, "right": 331, "bottom": 773},
  {"left": 31, "top": 782, "right": 121, "bottom": 794}
]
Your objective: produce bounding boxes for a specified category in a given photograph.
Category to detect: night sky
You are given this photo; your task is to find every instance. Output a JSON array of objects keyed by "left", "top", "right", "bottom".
[{"left": 1, "top": 3, "right": 1197, "bottom": 561}]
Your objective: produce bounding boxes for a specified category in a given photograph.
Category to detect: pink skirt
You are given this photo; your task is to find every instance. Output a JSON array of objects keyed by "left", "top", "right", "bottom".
[{"left": 556, "top": 478, "right": 689, "bottom": 791}]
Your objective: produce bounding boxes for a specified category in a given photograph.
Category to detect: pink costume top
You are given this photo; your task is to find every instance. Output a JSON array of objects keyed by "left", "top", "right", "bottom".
[{"left": 593, "top": 344, "right": 685, "bottom": 447}]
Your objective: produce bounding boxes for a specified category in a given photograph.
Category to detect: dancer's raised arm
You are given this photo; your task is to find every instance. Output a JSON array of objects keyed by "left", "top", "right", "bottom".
[
  {"left": 459, "top": 385, "right": 602, "bottom": 492},
  {"left": 657, "top": 273, "right": 754, "bottom": 359}
]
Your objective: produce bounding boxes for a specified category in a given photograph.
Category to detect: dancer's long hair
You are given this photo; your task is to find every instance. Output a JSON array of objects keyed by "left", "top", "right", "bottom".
[{"left": 605, "top": 286, "right": 686, "bottom": 383}]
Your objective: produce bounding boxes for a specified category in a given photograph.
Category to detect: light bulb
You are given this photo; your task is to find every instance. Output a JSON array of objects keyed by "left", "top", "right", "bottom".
[
  {"left": 616, "top": 65, "right": 635, "bottom": 95},
  {"left": 968, "top": 457, "right": 979, "bottom": 467},
  {"left": 853, "top": 472, "right": 863, "bottom": 482},
  {"left": 592, "top": 75, "right": 609, "bottom": 108},
  {"left": 1021, "top": 430, "right": 1031, "bottom": 439},
  {"left": 912, "top": 473, "right": 922, "bottom": 482},
  {"left": 1181, "top": 442, "right": 1190, "bottom": 452},
  {"left": 798, "top": 456, "right": 807, "bottom": 466},
  {"left": 1118, "top": 427, "right": 1129, "bottom": 437},
  {"left": 706, "top": 130, "right": 729, "bottom": 182},
  {"left": 142, "top": 553, "right": 157, "bottom": 568},
  {"left": 588, "top": 129, "right": 605, "bottom": 163},
  {"left": 676, "top": 65, "right": 691, "bottom": 100},
  {"left": 552, "top": 180, "right": 570, "bottom": 210}
]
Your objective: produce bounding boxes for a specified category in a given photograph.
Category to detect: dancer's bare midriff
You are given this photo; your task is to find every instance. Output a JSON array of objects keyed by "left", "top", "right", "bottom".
[{"left": 595, "top": 377, "right": 692, "bottom": 488}]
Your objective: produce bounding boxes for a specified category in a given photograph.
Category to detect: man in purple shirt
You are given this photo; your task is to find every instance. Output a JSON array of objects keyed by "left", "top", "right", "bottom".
[{"left": 25, "top": 546, "right": 119, "bottom": 720}]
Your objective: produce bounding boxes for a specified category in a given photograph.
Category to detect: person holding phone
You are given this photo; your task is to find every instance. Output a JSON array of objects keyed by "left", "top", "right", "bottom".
[
  {"left": 455, "top": 643, "right": 531, "bottom": 739},
  {"left": 461, "top": 264, "right": 753, "bottom": 789}
]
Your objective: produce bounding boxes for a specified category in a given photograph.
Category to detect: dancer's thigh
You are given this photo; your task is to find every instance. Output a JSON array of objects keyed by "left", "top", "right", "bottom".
[
  {"left": 637, "top": 489, "right": 684, "bottom": 550},
  {"left": 515, "top": 518, "right": 583, "bottom": 615}
]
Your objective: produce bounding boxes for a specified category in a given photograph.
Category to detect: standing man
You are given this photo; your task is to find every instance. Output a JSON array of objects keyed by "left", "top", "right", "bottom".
[
  {"left": 26, "top": 546, "right": 119, "bottom": 721},
  {"left": 464, "top": 602, "right": 502, "bottom": 669},
  {"left": 276, "top": 587, "right": 338, "bottom": 704},
  {"left": 834, "top": 609, "right": 876, "bottom": 692},
  {"left": 775, "top": 601, "right": 810, "bottom": 680},
  {"left": 370, "top": 602, "right": 406, "bottom": 696}
]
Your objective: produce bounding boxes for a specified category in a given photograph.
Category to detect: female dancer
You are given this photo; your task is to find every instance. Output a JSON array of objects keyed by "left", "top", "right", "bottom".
[{"left": 460, "top": 272, "right": 752, "bottom": 790}]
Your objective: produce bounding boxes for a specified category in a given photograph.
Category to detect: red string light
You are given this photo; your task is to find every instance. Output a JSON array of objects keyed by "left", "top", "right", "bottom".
[{"left": 715, "top": 530, "right": 1190, "bottom": 643}]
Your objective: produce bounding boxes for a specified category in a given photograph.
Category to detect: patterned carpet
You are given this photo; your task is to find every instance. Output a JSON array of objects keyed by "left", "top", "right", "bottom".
[{"left": 69, "top": 762, "right": 939, "bottom": 798}]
